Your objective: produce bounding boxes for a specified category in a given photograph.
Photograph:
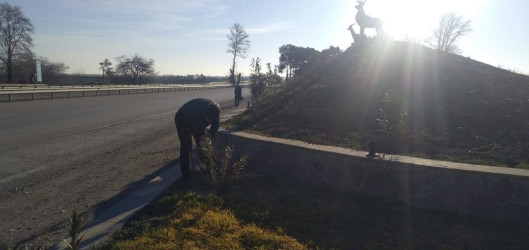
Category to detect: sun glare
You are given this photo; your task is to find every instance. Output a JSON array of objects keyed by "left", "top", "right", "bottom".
[{"left": 358, "top": 0, "right": 489, "bottom": 40}]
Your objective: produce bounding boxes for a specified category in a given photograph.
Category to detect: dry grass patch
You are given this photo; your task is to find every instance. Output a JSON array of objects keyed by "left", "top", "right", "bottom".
[{"left": 103, "top": 178, "right": 303, "bottom": 249}]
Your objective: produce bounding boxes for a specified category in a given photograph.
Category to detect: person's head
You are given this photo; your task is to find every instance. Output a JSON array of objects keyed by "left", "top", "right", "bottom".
[{"left": 204, "top": 102, "right": 220, "bottom": 122}]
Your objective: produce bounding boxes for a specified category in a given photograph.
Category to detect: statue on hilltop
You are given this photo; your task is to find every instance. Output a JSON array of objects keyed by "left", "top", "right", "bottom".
[
  {"left": 347, "top": 23, "right": 367, "bottom": 44},
  {"left": 355, "top": 0, "right": 383, "bottom": 36}
]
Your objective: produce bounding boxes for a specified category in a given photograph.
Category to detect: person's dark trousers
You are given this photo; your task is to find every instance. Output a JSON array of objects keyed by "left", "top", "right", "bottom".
[
  {"left": 176, "top": 126, "right": 205, "bottom": 179},
  {"left": 234, "top": 96, "right": 240, "bottom": 106},
  {"left": 177, "top": 125, "right": 192, "bottom": 179}
]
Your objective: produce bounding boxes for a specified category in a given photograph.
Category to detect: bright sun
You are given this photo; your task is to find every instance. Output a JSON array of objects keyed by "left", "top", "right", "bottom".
[{"left": 355, "top": 0, "right": 487, "bottom": 40}]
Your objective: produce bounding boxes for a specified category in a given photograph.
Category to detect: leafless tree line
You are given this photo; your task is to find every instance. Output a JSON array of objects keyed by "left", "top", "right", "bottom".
[
  {"left": 0, "top": 2, "right": 160, "bottom": 85},
  {"left": 0, "top": 2, "right": 69, "bottom": 84}
]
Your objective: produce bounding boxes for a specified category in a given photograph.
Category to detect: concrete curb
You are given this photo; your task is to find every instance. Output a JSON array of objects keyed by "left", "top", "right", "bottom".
[{"left": 51, "top": 164, "right": 181, "bottom": 250}]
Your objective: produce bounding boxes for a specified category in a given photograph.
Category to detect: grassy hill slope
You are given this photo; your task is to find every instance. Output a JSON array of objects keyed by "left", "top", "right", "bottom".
[{"left": 229, "top": 40, "right": 529, "bottom": 168}]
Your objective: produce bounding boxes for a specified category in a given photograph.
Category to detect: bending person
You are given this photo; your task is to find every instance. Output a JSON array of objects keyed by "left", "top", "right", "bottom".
[{"left": 174, "top": 98, "right": 220, "bottom": 180}]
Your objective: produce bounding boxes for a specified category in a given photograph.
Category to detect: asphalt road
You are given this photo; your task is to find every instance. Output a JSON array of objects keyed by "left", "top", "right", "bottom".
[
  {"left": 0, "top": 88, "right": 245, "bottom": 180},
  {"left": 1, "top": 88, "right": 235, "bottom": 150},
  {"left": 0, "top": 87, "right": 248, "bottom": 247}
]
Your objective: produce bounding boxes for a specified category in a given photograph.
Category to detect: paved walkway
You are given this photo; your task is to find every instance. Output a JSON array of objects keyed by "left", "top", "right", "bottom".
[{"left": 51, "top": 164, "right": 181, "bottom": 249}]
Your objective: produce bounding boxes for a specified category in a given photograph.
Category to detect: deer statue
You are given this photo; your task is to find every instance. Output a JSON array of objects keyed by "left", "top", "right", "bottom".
[
  {"left": 355, "top": 0, "right": 383, "bottom": 35},
  {"left": 348, "top": 23, "right": 367, "bottom": 44}
]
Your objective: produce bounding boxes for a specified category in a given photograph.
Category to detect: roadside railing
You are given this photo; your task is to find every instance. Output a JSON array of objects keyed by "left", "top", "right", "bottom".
[{"left": 0, "top": 84, "right": 237, "bottom": 102}]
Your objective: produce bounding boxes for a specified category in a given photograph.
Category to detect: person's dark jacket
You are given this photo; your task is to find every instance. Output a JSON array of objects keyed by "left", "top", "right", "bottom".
[{"left": 175, "top": 98, "right": 220, "bottom": 136}]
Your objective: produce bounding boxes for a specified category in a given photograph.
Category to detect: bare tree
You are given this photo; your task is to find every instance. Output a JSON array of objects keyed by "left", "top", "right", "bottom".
[
  {"left": 115, "top": 55, "right": 155, "bottom": 85},
  {"left": 44, "top": 60, "right": 69, "bottom": 85},
  {"left": 428, "top": 12, "right": 472, "bottom": 54},
  {"left": 99, "top": 58, "right": 112, "bottom": 84},
  {"left": 0, "top": 2, "right": 34, "bottom": 83},
  {"left": 226, "top": 23, "right": 250, "bottom": 81},
  {"left": 10, "top": 48, "right": 34, "bottom": 83}
]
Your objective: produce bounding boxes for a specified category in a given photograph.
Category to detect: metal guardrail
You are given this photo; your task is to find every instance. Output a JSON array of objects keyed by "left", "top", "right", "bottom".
[{"left": 0, "top": 85, "right": 236, "bottom": 103}]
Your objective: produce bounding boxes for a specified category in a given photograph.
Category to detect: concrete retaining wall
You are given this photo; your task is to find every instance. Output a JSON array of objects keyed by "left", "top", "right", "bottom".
[{"left": 215, "top": 130, "right": 529, "bottom": 223}]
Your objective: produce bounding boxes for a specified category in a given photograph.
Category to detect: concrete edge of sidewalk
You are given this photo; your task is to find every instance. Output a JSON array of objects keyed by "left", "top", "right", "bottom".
[{"left": 51, "top": 163, "right": 181, "bottom": 250}]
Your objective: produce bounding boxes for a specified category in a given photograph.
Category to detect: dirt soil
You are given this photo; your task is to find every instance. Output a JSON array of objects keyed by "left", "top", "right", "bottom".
[
  {"left": 0, "top": 103, "right": 244, "bottom": 248},
  {"left": 229, "top": 41, "right": 529, "bottom": 168}
]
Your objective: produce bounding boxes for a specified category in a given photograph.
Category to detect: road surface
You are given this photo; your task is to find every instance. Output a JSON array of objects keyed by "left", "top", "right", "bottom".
[{"left": 0, "top": 87, "right": 248, "bottom": 247}]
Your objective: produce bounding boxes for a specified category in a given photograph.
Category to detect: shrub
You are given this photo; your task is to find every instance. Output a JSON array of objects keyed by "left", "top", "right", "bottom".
[
  {"left": 193, "top": 138, "right": 248, "bottom": 191},
  {"left": 250, "top": 73, "right": 266, "bottom": 101},
  {"left": 64, "top": 211, "right": 87, "bottom": 250},
  {"left": 250, "top": 58, "right": 284, "bottom": 104},
  {"left": 377, "top": 90, "right": 409, "bottom": 136}
]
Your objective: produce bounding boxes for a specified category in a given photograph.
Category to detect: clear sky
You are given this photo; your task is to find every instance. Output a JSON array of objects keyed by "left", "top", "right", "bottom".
[{"left": 7, "top": 0, "right": 529, "bottom": 76}]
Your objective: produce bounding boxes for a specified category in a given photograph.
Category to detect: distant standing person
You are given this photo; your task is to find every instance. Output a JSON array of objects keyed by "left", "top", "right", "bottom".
[
  {"left": 174, "top": 98, "right": 220, "bottom": 180},
  {"left": 234, "top": 83, "right": 242, "bottom": 107}
]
